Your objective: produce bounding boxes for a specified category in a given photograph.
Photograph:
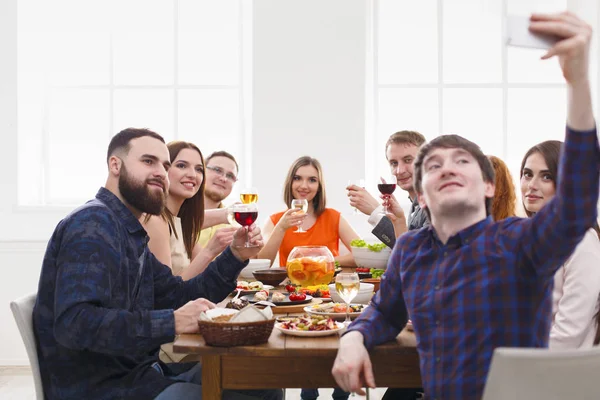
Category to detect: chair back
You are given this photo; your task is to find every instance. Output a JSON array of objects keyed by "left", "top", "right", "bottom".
[
  {"left": 10, "top": 293, "right": 44, "bottom": 400},
  {"left": 483, "top": 346, "right": 600, "bottom": 400}
]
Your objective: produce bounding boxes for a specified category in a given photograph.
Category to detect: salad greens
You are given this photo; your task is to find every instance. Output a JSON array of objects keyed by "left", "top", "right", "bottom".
[
  {"left": 350, "top": 239, "right": 387, "bottom": 252},
  {"left": 370, "top": 268, "right": 385, "bottom": 279}
]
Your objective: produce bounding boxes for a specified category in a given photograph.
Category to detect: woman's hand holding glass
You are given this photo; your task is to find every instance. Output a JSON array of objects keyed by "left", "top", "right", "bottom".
[
  {"left": 290, "top": 199, "right": 309, "bottom": 233},
  {"left": 276, "top": 207, "right": 307, "bottom": 233}
]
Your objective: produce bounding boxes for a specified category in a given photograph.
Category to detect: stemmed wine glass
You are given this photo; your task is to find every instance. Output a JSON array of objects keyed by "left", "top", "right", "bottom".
[
  {"left": 232, "top": 203, "right": 259, "bottom": 247},
  {"left": 291, "top": 199, "right": 308, "bottom": 233},
  {"left": 347, "top": 178, "right": 365, "bottom": 214},
  {"left": 240, "top": 187, "right": 258, "bottom": 204},
  {"left": 378, "top": 174, "right": 397, "bottom": 215},
  {"left": 335, "top": 272, "right": 360, "bottom": 326}
]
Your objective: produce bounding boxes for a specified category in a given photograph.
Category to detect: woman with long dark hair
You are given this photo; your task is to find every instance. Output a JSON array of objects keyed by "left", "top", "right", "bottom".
[
  {"left": 144, "top": 141, "right": 235, "bottom": 279},
  {"left": 520, "top": 140, "right": 600, "bottom": 348}
]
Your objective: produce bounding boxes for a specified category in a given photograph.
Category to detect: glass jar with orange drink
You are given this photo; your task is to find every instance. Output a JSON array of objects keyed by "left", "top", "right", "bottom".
[{"left": 286, "top": 246, "right": 335, "bottom": 287}]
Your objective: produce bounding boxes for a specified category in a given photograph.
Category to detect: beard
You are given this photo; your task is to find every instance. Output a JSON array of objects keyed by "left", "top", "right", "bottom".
[
  {"left": 119, "top": 164, "right": 166, "bottom": 215},
  {"left": 205, "top": 187, "right": 227, "bottom": 203}
]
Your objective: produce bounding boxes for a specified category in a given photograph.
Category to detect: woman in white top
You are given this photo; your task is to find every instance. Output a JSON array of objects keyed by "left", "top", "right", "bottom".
[
  {"left": 520, "top": 140, "right": 600, "bottom": 348},
  {"left": 144, "top": 141, "right": 237, "bottom": 279}
]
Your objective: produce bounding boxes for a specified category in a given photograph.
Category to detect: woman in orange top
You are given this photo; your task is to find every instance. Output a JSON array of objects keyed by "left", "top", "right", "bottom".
[{"left": 258, "top": 156, "right": 359, "bottom": 267}]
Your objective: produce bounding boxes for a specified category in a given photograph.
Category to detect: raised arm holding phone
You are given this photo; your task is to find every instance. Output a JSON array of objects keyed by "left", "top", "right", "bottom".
[{"left": 332, "top": 11, "right": 598, "bottom": 399}]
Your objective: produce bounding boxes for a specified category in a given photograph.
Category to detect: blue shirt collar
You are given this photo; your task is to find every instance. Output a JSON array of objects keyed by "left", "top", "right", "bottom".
[
  {"left": 95, "top": 187, "right": 147, "bottom": 235},
  {"left": 428, "top": 216, "right": 494, "bottom": 247}
]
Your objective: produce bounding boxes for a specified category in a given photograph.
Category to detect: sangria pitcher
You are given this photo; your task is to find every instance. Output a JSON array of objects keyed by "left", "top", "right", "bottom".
[{"left": 286, "top": 246, "right": 335, "bottom": 287}]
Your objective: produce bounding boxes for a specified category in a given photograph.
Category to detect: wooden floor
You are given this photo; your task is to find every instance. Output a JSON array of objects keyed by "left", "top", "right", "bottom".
[{"left": 0, "top": 366, "right": 389, "bottom": 399}]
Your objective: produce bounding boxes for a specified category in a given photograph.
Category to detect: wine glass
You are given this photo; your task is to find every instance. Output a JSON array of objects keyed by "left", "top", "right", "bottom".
[
  {"left": 232, "top": 203, "right": 259, "bottom": 247},
  {"left": 347, "top": 178, "right": 365, "bottom": 214},
  {"left": 240, "top": 187, "right": 258, "bottom": 204},
  {"left": 378, "top": 174, "right": 397, "bottom": 214},
  {"left": 291, "top": 199, "right": 308, "bottom": 233},
  {"left": 335, "top": 272, "right": 360, "bottom": 326}
]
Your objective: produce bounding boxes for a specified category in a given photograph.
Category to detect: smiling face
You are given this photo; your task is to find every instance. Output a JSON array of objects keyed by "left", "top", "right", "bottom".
[
  {"left": 418, "top": 147, "right": 495, "bottom": 220},
  {"left": 204, "top": 155, "right": 238, "bottom": 204},
  {"left": 168, "top": 148, "right": 204, "bottom": 201},
  {"left": 386, "top": 142, "right": 419, "bottom": 196},
  {"left": 520, "top": 152, "right": 556, "bottom": 214},
  {"left": 116, "top": 136, "right": 170, "bottom": 215},
  {"left": 291, "top": 165, "right": 320, "bottom": 203}
]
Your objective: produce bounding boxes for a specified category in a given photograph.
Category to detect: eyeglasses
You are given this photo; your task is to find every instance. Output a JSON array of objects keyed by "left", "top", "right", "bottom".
[{"left": 206, "top": 165, "right": 238, "bottom": 183}]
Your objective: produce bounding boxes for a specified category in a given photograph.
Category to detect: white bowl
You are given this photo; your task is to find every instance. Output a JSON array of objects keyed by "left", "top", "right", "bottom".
[
  {"left": 351, "top": 246, "right": 391, "bottom": 270},
  {"left": 239, "top": 259, "right": 272, "bottom": 280},
  {"left": 328, "top": 283, "right": 374, "bottom": 304}
]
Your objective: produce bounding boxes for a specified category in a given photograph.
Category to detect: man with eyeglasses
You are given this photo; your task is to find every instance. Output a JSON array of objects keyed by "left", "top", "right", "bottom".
[{"left": 197, "top": 151, "right": 240, "bottom": 255}]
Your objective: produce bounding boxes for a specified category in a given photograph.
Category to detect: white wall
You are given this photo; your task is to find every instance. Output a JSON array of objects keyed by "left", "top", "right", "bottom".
[
  {"left": 0, "top": 0, "right": 376, "bottom": 365},
  {"left": 2, "top": 0, "right": 599, "bottom": 366}
]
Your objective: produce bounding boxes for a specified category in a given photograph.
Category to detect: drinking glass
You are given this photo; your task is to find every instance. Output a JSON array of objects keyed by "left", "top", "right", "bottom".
[
  {"left": 240, "top": 187, "right": 258, "bottom": 204},
  {"left": 347, "top": 178, "right": 365, "bottom": 214},
  {"left": 291, "top": 199, "right": 308, "bottom": 233},
  {"left": 335, "top": 273, "right": 360, "bottom": 325},
  {"left": 378, "top": 174, "right": 397, "bottom": 214},
  {"left": 232, "top": 203, "right": 259, "bottom": 247}
]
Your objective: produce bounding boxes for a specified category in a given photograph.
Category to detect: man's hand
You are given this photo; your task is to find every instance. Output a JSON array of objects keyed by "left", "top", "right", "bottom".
[
  {"left": 205, "top": 226, "right": 237, "bottom": 256},
  {"left": 530, "top": 12, "right": 591, "bottom": 85},
  {"left": 230, "top": 224, "right": 264, "bottom": 261},
  {"left": 346, "top": 184, "right": 380, "bottom": 216},
  {"left": 174, "top": 298, "right": 216, "bottom": 334},
  {"left": 332, "top": 331, "right": 376, "bottom": 395},
  {"left": 380, "top": 194, "right": 406, "bottom": 221}
]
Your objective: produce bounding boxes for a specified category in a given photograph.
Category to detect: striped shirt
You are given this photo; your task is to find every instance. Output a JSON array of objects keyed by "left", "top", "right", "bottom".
[{"left": 348, "top": 126, "right": 600, "bottom": 400}]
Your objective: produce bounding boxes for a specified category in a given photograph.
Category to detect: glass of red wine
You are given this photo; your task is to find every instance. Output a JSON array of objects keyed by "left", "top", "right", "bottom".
[
  {"left": 378, "top": 174, "right": 397, "bottom": 214},
  {"left": 232, "top": 203, "right": 259, "bottom": 247}
]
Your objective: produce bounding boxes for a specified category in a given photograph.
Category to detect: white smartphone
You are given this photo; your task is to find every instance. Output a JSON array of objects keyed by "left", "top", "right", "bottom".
[{"left": 505, "top": 14, "right": 560, "bottom": 50}]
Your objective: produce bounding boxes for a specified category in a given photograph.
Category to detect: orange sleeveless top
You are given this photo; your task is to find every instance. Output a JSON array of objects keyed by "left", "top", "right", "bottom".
[{"left": 270, "top": 208, "right": 341, "bottom": 267}]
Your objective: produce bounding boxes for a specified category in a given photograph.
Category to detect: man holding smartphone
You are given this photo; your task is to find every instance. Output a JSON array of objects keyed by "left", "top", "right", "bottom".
[{"left": 334, "top": 12, "right": 598, "bottom": 399}]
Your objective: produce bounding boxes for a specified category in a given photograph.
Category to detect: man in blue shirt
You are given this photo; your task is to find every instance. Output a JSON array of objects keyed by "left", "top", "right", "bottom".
[
  {"left": 333, "top": 12, "right": 599, "bottom": 400},
  {"left": 33, "top": 128, "right": 282, "bottom": 399}
]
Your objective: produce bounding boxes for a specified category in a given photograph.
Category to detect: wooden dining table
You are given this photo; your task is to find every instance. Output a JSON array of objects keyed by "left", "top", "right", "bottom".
[{"left": 173, "top": 321, "right": 421, "bottom": 398}]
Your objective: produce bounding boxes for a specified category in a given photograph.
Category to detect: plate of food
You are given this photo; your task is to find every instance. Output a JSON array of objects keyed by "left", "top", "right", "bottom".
[
  {"left": 240, "top": 290, "right": 313, "bottom": 306},
  {"left": 304, "top": 302, "right": 367, "bottom": 320},
  {"left": 233, "top": 281, "right": 274, "bottom": 296},
  {"left": 274, "top": 314, "right": 344, "bottom": 337},
  {"left": 296, "top": 285, "right": 332, "bottom": 301}
]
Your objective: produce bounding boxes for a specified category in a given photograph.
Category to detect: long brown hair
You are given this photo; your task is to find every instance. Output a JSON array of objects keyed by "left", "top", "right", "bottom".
[
  {"left": 166, "top": 141, "right": 206, "bottom": 260},
  {"left": 488, "top": 155, "right": 517, "bottom": 221},
  {"left": 520, "top": 140, "right": 600, "bottom": 343},
  {"left": 283, "top": 156, "right": 327, "bottom": 217}
]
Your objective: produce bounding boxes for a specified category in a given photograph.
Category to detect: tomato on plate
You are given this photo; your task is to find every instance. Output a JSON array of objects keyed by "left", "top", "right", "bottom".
[
  {"left": 285, "top": 284, "right": 296, "bottom": 293},
  {"left": 355, "top": 267, "right": 370, "bottom": 273},
  {"left": 289, "top": 292, "right": 307, "bottom": 302}
]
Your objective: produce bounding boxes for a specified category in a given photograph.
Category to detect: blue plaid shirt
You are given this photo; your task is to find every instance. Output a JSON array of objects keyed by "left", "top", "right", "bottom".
[
  {"left": 348, "top": 126, "right": 600, "bottom": 400},
  {"left": 33, "top": 188, "right": 247, "bottom": 400}
]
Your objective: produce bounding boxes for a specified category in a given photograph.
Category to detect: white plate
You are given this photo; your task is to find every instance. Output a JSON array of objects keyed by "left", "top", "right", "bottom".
[
  {"left": 232, "top": 285, "right": 274, "bottom": 296},
  {"left": 274, "top": 321, "right": 345, "bottom": 337},
  {"left": 303, "top": 304, "right": 368, "bottom": 321}
]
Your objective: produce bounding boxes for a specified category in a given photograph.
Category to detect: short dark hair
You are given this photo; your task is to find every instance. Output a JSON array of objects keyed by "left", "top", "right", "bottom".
[
  {"left": 106, "top": 128, "right": 165, "bottom": 163},
  {"left": 413, "top": 135, "right": 495, "bottom": 218},
  {"left": 385, "top": 130, "right": 426, "bottom": 156},
  {"left": 205, "top": 150, "right": 239, "bottom": 173},
  {"left": 519, "top": 140, "right": 562, "bottom": 218}
]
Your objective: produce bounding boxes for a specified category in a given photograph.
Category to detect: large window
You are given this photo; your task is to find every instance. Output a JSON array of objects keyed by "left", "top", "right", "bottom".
[
  {"left": 370, "top": 0, "right": 598, "bottom": 211},
  {"left": 17, "top": 0, "right": 251, "bottom": 206}
]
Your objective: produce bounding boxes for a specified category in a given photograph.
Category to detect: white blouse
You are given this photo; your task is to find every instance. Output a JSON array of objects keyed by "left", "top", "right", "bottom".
[{"left": 550, "top": 228, "right": 600, "bottom": 349}]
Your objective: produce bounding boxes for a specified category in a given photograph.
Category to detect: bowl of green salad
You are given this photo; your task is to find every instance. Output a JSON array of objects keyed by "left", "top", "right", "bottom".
[{"left": 350, "top": 239, "right": 391, "bottom": 270}]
